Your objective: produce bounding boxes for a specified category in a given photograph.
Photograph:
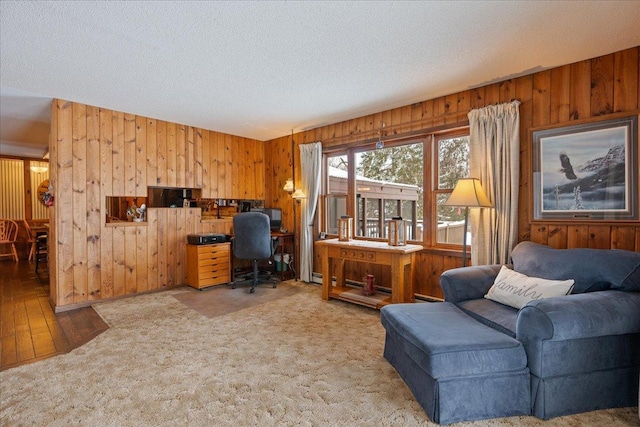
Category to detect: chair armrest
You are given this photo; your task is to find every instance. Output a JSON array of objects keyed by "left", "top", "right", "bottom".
[
  {"left": 439, "top": 264, "right": 503, "bottom": 303},
  {"left": 516, "top": 290, "right": 640, "bottom": 342}
]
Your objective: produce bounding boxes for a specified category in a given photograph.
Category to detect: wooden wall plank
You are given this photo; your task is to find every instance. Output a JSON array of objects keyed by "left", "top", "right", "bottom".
[
  {"left": 56, "top": 100, "right": 74, "bottom": 306},
  {"left": 613, "top": 47, "right": 639, "bottom": 112},
  {"left": 550, "top": 65, "right": 570, "bottom": 124},
  {"left": 112, "top": 111, "right": 125, "bottom": 196},
  {"left": 176, "top": 124, "right": 186, "bottom": 188},
  {"left": 569, "top": 59, "right": 591, "bottom": 120},
  {"left": 224, "top": 134, "right": 233, "bottom": 198},
  {"left": 112, "top": 226, "right": 125, "bottom": 297},
  {"left": 99, "top": 107, "right": 114, "bottom": 299},
  {"left": 532, "top": 70, "right": 551, "bottom": 127},
  {"left": 135, "top": 117, "right": 147, "bottom": 196},
  {"left": 72, "top": 102, "right": 88, "bottom": 303},
  {"left": 146, "top": 208, "right": 159, "bottom": 290},
  {"left": 156, "top": 121, "right": 167, "bottom": 186},
  {"left": 125, "top": 226, "right": 137, "bottom": 294},
  {"left": 146, "top": 118, "right": 158, "bottom": 186},
  {"left": 166, "top": 122, "right": 177, "bottom": 187},
  {"left": 201, "top": 130, "right": 211, "bottom": 197},
  {"left": 124, "top": 113, "right": 136, "bottom": 195},
  {"left": 136, "top": 224, "right": 148, "bottom": 292},
  {"left": 86, "top": 105, "right": 101, "bottom": 300},
  {"left": 590, "top": 54, "right": 614, "bottom": 116}
]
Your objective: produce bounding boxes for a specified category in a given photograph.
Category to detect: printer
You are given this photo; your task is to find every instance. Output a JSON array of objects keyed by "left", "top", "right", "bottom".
[{"left": 187, "top": 233, "right": 227, "bottom": 245}]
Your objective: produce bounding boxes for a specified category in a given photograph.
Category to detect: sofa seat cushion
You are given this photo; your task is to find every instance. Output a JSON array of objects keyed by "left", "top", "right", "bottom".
[
  {"left": 511, "top": 241, "right": 640, "bottom": 293},
  {"left": 456, "top": 298, "right": 518, "bottom": 337},
  {"left": 380, "top": 302, "right": 527, "bottom": 378}
]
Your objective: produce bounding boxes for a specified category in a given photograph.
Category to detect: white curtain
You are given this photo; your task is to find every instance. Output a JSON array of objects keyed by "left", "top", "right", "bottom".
[
  {"left": 298, "top": 141, "right": 322, "bottom": 282},
  {"left": 468, "top": 100, "right": 520, "bottom": 265}
]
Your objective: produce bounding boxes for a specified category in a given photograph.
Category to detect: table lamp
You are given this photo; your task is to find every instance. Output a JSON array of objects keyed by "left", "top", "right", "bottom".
[{"left": 443, "top": 178, "right": 493, "bottom": 267}]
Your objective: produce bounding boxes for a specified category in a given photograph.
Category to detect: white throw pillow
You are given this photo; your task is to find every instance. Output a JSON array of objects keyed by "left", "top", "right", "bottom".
[{"left": 484, "top": 265, "right": 575, "bottom": 309}]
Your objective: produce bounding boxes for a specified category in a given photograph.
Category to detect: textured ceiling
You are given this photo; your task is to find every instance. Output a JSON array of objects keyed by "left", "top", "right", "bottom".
[{"left": 1, "top": 1, "right": 639, "bottom": 158}]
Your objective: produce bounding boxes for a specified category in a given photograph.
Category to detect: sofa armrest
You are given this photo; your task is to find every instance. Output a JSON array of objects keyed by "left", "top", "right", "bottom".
[
  {"left": 439, "top": 264, "right": 503, "bottom": 303},
  {"left": 516, "top": 290, "right": 640, "bottom": 342}
]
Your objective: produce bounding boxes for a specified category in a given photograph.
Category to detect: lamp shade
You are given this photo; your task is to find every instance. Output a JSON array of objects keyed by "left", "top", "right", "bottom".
[
  {"left": 291, "top": 188, "right": 306, "bottom": 199},
  {"left": 444, "top": 178, "right": 492, "bottom": 208},
  {"left": 283, "top": 179, "right": 294, "bottom": 193}
]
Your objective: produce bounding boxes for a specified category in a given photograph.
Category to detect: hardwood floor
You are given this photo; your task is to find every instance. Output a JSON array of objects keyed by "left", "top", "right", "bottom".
[{"left": 0, "top": 260, "right": 109, "bottom": 371}]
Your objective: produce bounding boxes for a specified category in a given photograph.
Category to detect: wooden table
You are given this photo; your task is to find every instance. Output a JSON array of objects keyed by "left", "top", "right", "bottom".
[{"left": 316, "top": 239, "right": 423, "bottom": 309}]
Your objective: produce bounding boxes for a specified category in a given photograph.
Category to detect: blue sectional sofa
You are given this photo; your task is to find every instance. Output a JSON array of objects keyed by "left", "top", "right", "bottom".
[{"left": 381, "top": 241, "right": 640, "bottom": 423}]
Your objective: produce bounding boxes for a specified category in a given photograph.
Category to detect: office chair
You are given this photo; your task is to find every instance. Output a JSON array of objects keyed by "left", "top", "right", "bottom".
[{"left": 232, "top": 212, "right": 277, "bottom": 293}]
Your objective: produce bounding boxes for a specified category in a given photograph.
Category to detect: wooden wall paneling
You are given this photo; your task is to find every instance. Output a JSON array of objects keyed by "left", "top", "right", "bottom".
[
  {"left": 156, "top": 208, "right": 168, "bottom": 288},
  {"left": 49, "top": 101, "right": 58, "bottom": 303},
  {"left": 56, "top": 100, "right": 74, "bottom": 306},
  {"left": 516, "top": 74, "right": 533, "bottom": 242},
  {"left": 112, "top": 226, "right": 125, "bottom": 297},
  {"left": 99, "top": 107, "right": 114, "bottom": 299},
  {"left": 135, "top": 117, "right": 147, "bottom": 196},
  {"left": 499, "top": 79, "right": 515, "bottom": 104},
  {"left": 611, "top": 226, "right": 635, "bottom": 250},
  {"left": 216, "top": 132, "right": 226, "bottom": 198},
  {"left": 444, "top": 94, "right": 458, "bottom": 125},
  {"left": 125, "top": 226, "right": 137, "bottom": 294},
  {"left": 236, "top": 137, "right": 245, "bottom": 198},
  {"left": 421, "top": 99, "right": 434, "bottom": 129},
  {"left": 569, "top": 60, "right": 591, "bottom": 120},
  {"left": 193, "top": 127, "right": 203, "bottom": 189},
  {"left": 567, "top": 225, "right": 589, "bottom": 249},
  {"left": 456, "top": 90, "right": 471, "bottom": 123},
  {"left": 588, "top": 225, "right": 611, "bottom": 249},
  {"left": 86, "top": 105, "right": 101, "bottom": 300},
  {"left": 146, "top": 208, "right": 159, "bottom": 290},
  {"left": 546, "top": 225, "right": 568, "bottom": 249},
  {"left": 432, "top": 97, "right": 446, "bottom": 127},
  {"left": 590, "top": 53, "right": 614, "bottom": 116},
  {"left": 146, "top": 119, "right": 158, "bottom": 186},
  {"left": 410, "top": 103, "right": 423, "bottom": 131},
  {"left": 185, "top": 126, "right": 194, "bottom": 188},
  {"left": 136, "top": 223, "right": 149, "bottom": 292},
  {"left": 532, "top": 70, "right": 551, "bottom": 127},
  {"left": 613, "top": 47, "right": 639, "bottom": 112},
  {"left": 224, "top": 134, "right": 233, "bottom": 198},
  {"left": 176, "top": 124, "right": 186, "bottom": 188},
  {"left": 124, "top": 113, "right": 136, "bottom": 196},
  {"left": 201, "top": 130, "right": 211, "bottom": 197},
  {"left": 550, "top": 65, "right": 571, "bottom": 124},
  {"left": 112, "top": 111, "right": 125, "bottom": 196},
  {"left": 484, "top": 83, "right": 500, "bottom": 106},
  {"left": 156, "top": 121, "right": 167, "bottom": 186},
  {"left": 166, "top": 122, "right": 177, "bottom": 187},
  {"left": 165, "top": 209, "right": 176, "bottom": 287},
  {"left": 530, "top": 224, "right": 549, "bottom": 246},
  {"left": 72, "top": 102, "right": 88, "bottom": 303},
  {"left": 469, "top": 87, "right": 485, "bottom": 110},
  {"left": 174, "top": 209, "right": 186, "bottom": 286},
  {"left": 255, "top": 141, "right": 265, "bottom": 200}
]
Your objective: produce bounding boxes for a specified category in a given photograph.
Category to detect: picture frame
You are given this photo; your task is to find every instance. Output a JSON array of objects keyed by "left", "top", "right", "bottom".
[{"left": 532, "top": 114, "right": 638, "bottom": 221}]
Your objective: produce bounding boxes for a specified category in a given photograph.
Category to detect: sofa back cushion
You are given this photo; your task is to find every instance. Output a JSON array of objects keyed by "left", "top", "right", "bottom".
[{"left": 511, "top": 241, "right": 640, "bottom": 293}]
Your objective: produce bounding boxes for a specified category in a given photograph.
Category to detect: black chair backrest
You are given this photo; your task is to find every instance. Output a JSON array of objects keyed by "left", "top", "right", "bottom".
[{"left": 233, "top": 212, "right": 272, "bottom": 260}]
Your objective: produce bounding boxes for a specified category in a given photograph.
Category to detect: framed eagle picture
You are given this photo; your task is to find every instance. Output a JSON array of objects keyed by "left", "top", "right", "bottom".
[{"left": 532, "top": 114, "right": 638, "bottom": 221}]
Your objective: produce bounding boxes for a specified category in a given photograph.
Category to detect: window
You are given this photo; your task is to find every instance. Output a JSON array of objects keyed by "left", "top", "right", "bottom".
[
  {"left": 433, "top": 133, "right": 470, "bottom": 245},
  {"left": 320, "top": 128, "right": 469, "bottom": 248},
  {"left": 324, "top": 153, "right": 348, "bottom": 235}
]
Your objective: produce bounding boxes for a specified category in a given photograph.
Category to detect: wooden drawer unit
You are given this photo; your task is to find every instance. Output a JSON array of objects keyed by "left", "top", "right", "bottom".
[{"left": 186, "top": 243, "right": 231, "bottom": 289}]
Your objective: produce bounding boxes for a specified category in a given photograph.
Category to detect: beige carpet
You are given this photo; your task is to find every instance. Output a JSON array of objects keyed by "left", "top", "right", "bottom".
[{"left": 1, "top": 283, "right": 638, "bottom": 426}]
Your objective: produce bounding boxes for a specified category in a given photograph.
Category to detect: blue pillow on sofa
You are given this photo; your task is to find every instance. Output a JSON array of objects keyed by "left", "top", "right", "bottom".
[{"left": 510, "top": 242, "right": 640, "bottom": 293}]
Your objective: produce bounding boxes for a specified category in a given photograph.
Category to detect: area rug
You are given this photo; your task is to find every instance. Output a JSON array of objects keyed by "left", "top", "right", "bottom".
[{"left": 1, "top": 283, "right": 638, "bottom": 426}]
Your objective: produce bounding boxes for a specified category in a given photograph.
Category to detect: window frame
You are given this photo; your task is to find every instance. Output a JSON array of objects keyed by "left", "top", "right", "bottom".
[{"left": 319, "top": 126, "right": 470, "bottom": 249}]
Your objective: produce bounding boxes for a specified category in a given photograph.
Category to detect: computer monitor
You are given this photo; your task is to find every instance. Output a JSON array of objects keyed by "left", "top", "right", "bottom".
[{"left": 263, "top": 208, "right": 282, "bottom": 231}]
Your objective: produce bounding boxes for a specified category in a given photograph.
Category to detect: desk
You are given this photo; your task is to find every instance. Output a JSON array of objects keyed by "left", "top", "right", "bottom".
[
  {"left": 316, "top": 239, "right": 423, "bottom": 309},
  {"left": 229, "top": 232, "right": 294, "bottom": 281}
]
